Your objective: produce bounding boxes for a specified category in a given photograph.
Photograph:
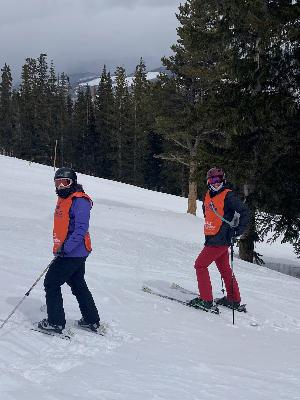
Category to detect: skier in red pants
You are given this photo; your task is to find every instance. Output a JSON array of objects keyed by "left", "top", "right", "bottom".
[{"left": 188, "top": 167, "right": 249, "bottom": 312}]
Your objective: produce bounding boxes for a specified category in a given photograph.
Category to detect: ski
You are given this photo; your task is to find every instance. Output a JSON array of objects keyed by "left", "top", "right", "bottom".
[
  {"left": 171, "top": 283, "right": 248, "bottom": 313},
  {"left": 170, "top": 282, "right": 198, "bottom": 296},
  {"left": 144, "top": 281, "right": 260, "bottom": 327},
  {"left": 142, "top": 286, "right": 219, "bottom": 314},
  {"left": 30, "top": 325, "right": 73, "bottom": 340},
  {"left": 39, "top": 307, "right": 107, "bottom": 336}
]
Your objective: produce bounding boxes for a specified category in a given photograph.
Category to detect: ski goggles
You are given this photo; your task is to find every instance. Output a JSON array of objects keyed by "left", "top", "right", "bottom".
[
  {"left": 207, "top": 176, "right": 223, "bottom": 184},
  {"left": 54, "top": 178, "right": 73, "bottom": 188}
]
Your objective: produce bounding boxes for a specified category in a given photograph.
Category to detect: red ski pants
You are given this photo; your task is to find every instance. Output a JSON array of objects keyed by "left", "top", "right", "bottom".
[{"left": 194, "top": 245, "right": 241, "bottom": 302}]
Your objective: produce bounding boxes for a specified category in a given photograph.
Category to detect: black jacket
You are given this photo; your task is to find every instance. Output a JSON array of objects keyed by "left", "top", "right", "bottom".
[{"left": 202, "top": 183, "right": 250, "bottom": 246}]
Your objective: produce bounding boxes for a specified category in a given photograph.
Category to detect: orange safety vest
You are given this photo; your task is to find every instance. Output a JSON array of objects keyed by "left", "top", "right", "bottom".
[
  {"left": 53, "top": 192, "right": 92, "bottom": 253},
  {"left": 204, "top": 189, "right": 231, "bottom": 236}
]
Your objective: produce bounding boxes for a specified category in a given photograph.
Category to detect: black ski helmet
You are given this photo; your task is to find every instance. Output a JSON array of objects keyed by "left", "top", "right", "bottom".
[
  {"left": 206, "top": 167, "right": 225, "bottom": 180},
  {"left": 54, "top": 167, "right": 77, "bottom": 184}
]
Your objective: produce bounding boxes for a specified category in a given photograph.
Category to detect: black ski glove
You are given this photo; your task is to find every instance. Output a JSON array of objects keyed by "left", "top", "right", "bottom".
[
  {"left": 233, "top": 228, "right": 242, "bottom": 238},
  {"left": 55, "top": 245, "right": 65, "bottom": 257}
]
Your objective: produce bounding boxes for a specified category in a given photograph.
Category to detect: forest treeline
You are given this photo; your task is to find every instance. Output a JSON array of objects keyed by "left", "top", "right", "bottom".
[{"left": 0, "top": 0, "right": 299, "bottom": 261}]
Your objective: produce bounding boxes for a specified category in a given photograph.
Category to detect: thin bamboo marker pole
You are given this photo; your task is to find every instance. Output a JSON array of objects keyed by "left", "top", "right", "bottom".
[{"left": 54, "top": 139, "right": 58, "bottom": 171}]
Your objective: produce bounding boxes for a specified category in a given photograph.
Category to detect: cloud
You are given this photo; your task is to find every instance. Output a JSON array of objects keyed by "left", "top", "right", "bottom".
[
  {"left": 0, "top": 0, "right": 181, "bottom": 79},
  {"left": 0, "top": 0, "right": 179, "bottom": 25},
  {"left": 102, "top": 0, "right": 180, "bottom": 8}
]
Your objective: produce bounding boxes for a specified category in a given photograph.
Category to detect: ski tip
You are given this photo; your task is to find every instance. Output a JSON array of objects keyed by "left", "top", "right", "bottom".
[
  {"left": 142, "top": 286, "right": 152, "bottom": 293},
  {"left": 170, "top": 282, "right": 180, "bottom": 289}
]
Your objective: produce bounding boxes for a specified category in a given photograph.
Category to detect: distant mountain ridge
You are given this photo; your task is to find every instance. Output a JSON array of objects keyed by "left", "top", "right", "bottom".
[
  {"left": 68, "top": 72, "right": 99, "bottom": 86},
  {"left": 13, "top": 66, "right": 170, "bottom": 91},
  {"left": 74, "top": 66, "right": 169, "bottom": 89},
  {"left": 78, "top": 70, "right": 160, "bottom": 89}
]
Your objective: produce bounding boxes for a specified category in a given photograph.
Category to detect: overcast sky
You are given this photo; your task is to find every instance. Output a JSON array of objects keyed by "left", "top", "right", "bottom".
[{"left": 0, "top": 0, "right": 181, "bottom": 80}]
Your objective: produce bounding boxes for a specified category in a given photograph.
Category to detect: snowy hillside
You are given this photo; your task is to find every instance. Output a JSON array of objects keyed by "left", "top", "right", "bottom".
[
  {"left": 78, "top": 71, "right": 160, "bottom": 89},
  {"left": 0, "top": 155, "right": 299, "bottom": 400}
]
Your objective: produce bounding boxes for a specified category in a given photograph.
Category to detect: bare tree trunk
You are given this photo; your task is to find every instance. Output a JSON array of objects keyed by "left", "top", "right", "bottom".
[
  {"left": 53, "top": 139, "right": 58, "bottom": 171},
  {"left": 187, "top": 159, "right": 197, "bottom": 215},
  {"left": 239, "top": 211, "right": 255, "bottom": 262},
  {"left": 154, "top": 135, "right": 200, "bottom": 215},
  {"left": 181, "top": 164, "right": 186, "bottom": 197},
  {"left": 238, "top": 183, "right": 262, "bottom": 263}
]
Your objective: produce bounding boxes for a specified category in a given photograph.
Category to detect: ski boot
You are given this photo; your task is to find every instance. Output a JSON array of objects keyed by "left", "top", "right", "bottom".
[
  {"left": 78, "top": 318, "right": 100, "bottom": 332},
  {"left": 215, "top": 296, "right": 241, "bottom": 310},
  {"left": 188, "top": 297, "right": 219, "bottom": 314},
  {"left": 37, "top": 318, "right": 64, "bottom": 334}
]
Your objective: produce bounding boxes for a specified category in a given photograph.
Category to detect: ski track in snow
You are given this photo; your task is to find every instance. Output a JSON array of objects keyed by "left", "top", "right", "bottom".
[{"left": 0, "top": 156, "right": 299, "bottom": 400}]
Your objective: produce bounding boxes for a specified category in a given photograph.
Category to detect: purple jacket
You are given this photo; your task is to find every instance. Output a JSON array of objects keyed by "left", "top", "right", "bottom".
[{"left": 62, "top": 197, "right": 92, "bottom": 258}]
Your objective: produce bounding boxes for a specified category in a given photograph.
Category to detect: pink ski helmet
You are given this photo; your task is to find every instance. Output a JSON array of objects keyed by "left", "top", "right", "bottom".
[{"left": 206, "top": 167, "right": 225, "bottom": 180}]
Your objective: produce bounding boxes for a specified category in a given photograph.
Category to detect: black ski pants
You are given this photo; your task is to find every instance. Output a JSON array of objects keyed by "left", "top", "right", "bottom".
[{"left": 44, "top": 257, "right": 100, "bottom": 327}]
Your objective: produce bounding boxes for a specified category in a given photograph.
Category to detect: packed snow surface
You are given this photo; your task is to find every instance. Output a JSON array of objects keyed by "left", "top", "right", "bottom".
[{"left": 0, "top": 155, "right": 299, "bottom": 400}]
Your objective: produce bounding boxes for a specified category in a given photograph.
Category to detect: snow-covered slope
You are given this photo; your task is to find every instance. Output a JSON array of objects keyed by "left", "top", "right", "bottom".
[
  {"left": 78, "top": 71, "right": 160, "bottom": 89},
  {"left": 0, "top": 155, "right": 299, "bottom": 400}
]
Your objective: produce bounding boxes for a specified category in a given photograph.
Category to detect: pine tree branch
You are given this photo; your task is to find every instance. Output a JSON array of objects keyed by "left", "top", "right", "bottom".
[
  {"left": 170, "top": 138, "right": 190, "bottom": 150},
  {"left": 154, "top": 153, "right": 189, "bottom": 167}
]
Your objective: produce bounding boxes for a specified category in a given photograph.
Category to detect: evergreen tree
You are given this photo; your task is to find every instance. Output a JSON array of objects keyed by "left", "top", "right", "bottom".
[
  {"left": 46, "top": 60, "right": 60, "bottom": 167},
  {"left": 11, "top": 90, "right": 22, "bottom": 158},
  {"left": 131, "top": 58, "right": 152, "bottom": 186},
  {"left": 18, "top": 54, "right": 55, "bottom": 164},
  {"left": 54, "top": 71, "right": 73, "bottom": 168},
  {"left": 94, "top": 65, "right": 115, "bottom": 178},
  {"left": 113, "top": 65, "right": 133, "bottom": 181},
  {"left": 18, "top": 57, "right": 38, "bottom": 160},
  {"left": 72, "top": 86, "right": 96, "bottom": 175},
  {"left": 155, "top": 0, "right": 299, "bottom": 259},
  {"left": 143, "top": 131, "right": 164, "bottom": 191},
  {"left": 213, "top": 0, "right": 300, "bottom": 259},
  {"left": 34, "top": 53, "right": 52, "bottom": 163},
  {"left": 0, "top": 64, "right": 13, "bottom": 154},
  {"left": 155, "top": 1, "right": 230, "bottom": 215}
]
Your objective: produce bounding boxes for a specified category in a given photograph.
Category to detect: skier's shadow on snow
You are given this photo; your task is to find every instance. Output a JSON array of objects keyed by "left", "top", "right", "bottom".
[{"left": 5, "top": 296, "right": 44, "bottom": 323}]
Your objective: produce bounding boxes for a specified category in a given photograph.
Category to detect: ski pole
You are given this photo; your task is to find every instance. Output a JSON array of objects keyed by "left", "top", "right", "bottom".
[
  {"left": 210, "top": 201, "right": 237, "bottom": 325},
  {"left": 221, "top": 277, "right": 225, "bottom": 295},
  {"left": 230, "top": 237, "right": 235, "bottom": 325},
  {"left": 209, "top": 201, "right": 236, "bottom": 227},
  {"left": 0, "top": 258, "right": 55, "bottom": 330}
]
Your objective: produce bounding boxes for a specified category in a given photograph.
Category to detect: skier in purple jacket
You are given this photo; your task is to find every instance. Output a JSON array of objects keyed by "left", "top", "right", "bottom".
[{"left": 38, "top": 167, "right": 100, "bottom": 334}]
